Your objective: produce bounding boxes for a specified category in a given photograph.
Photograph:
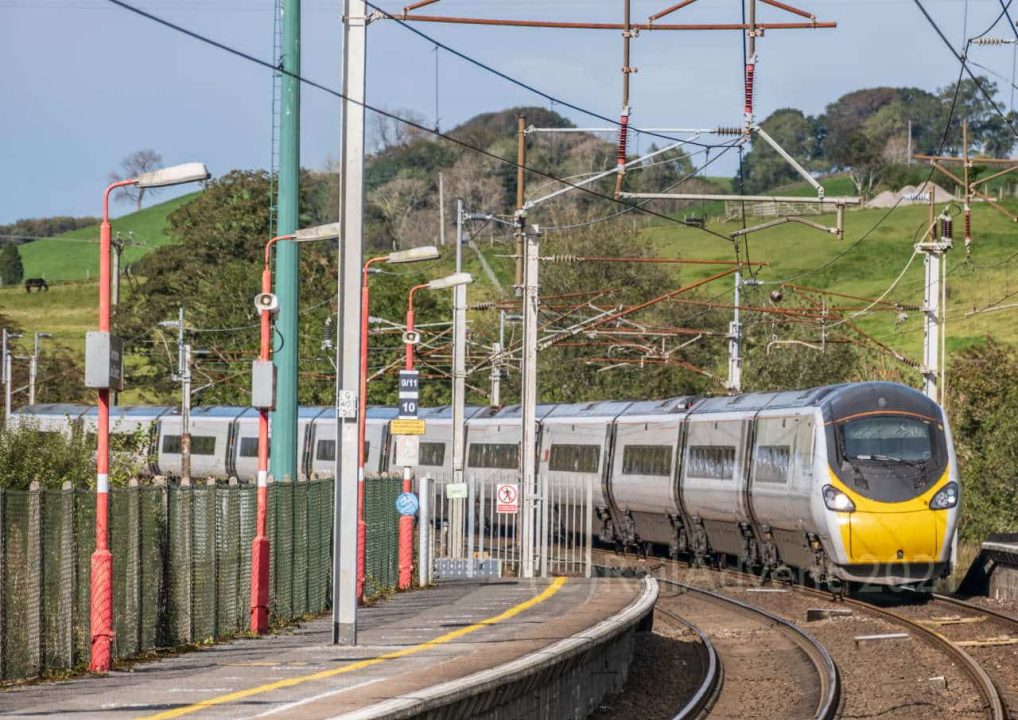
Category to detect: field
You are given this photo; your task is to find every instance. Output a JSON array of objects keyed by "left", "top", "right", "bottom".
[{"left": 17, "top": 192, "right": 198, "bottom": 283}]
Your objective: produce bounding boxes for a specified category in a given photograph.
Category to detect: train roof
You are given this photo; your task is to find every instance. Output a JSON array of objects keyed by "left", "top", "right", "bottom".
[
  {"left": 544, "top": 400, "right": 633, "bottom": 418},
  {"left": 486, "top": 403, "right": 557, "bottom": 420},
  {"left": 416, "top": 405, "right": 490, "bottom": 420},
  {"left": 619, "top": 397, "right": 699, "bottom": 416},
  {"left": 690, "top": 386, "right": 840, "bottom": 414}
]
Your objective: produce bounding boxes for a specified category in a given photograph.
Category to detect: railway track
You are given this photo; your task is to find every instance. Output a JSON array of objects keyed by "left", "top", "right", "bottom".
[
  {"left": 595, "top": 549, "right": 1010, "bottom": 719},
  {"left": 655, "top": 578, "right": 841, "bottom": 720}
]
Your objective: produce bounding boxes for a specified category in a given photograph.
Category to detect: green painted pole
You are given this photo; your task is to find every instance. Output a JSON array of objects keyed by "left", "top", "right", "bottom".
[{"left": 271, "top": 0, "right": 300, "bottom": 483}]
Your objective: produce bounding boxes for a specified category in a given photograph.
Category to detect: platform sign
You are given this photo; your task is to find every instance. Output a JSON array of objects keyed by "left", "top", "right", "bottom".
[
  {"left": 496, "top": 483, "right": 519, "bottom": 514},
  {"left": 394, "top": 435, "right": 419, "bottom": 467},
  {"left": 396, "top": 491, "right": 419, "bottom": 517},
  {"left": 398, "top": 370, "right": 419, "bottom": 418},
  {"left": 390, "top": 418, "right": 426, "bottom": 436}
]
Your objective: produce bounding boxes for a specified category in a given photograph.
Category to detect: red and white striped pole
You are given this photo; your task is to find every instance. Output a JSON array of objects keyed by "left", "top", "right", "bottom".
[
  {"left": 399, "top": 287, "right": 425, "bottom": 590},
  {"left": 89, "top": 179, "right": 133, "bottom": 673}
]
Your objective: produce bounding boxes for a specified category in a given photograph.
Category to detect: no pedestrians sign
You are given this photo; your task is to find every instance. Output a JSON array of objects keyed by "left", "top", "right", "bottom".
[{"left": 496, "top": 483, "right": 519, "bottom": 514}]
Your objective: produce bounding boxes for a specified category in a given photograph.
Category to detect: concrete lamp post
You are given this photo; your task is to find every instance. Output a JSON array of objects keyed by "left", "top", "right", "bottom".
[{"left": 89, "top": 162, "right": 210, "bottom": 673}]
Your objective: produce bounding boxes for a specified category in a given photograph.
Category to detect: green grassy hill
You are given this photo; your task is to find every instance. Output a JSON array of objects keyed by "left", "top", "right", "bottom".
[{"left": 18, "top": 192, "right": 198, "bottom": 283}]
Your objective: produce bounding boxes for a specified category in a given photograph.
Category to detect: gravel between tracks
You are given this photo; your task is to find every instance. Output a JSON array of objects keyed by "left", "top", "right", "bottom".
[{"left": 589, "top": 617, "right": 705, "bottom": 720}]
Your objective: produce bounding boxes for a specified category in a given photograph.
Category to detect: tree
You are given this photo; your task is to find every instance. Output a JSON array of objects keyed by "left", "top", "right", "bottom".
[
  {"left": 0, "top": 243, "right": 24, "bottom": 286},
  {"left": 109, "top": 149, "right": 163, "bottom": 211},
  {"left": 946, "top": 338, "right": 1018, "bottom": 542}
]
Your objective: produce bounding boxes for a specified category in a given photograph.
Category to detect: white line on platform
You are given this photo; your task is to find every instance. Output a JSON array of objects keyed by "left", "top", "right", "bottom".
[{"left": 233, "top": 678, "right": 384, "bottom": 719}]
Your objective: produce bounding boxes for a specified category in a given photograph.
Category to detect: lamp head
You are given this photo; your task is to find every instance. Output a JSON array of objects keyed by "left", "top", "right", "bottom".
[
  {"left": 426, "top": 272, "right": 473, "bottom": 290},
  {"left": 294, "top": 223, "right": 341, "bottom": 242},
  {"left": 135, "top": 162, "right": 210, "bottom": 189},
  {"left": 388, "top": 245, "right": 440, "bottom": 264}
]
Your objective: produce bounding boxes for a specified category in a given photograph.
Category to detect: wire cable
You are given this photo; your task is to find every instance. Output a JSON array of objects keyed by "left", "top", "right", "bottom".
[{"left": 102, "top": 0, "right": 734, "bottom": 244}]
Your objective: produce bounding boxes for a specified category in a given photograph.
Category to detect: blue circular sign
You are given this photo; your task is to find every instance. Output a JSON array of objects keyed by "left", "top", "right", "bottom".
[{"left": 396, "top": 491, "right": 419, "bottom": 517}]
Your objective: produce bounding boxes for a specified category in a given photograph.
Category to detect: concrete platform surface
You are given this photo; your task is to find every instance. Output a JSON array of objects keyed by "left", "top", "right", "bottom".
[{"left": 0, "top": 577, "right": 649, "bottom": 720}]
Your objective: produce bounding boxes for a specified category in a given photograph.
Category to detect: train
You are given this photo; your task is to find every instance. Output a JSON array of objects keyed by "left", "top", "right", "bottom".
[{"left": 12, "top": 381, "right": 959, "bottom": 587}]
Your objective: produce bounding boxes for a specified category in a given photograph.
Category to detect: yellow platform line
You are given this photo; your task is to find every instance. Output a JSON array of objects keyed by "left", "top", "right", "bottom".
[{"left": 137, "top": 577, "right": 568, "bottom": 720}]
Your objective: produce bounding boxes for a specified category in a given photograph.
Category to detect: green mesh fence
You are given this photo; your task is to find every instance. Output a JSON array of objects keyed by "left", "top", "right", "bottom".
[
  {"left": 0, "top": 477, "right": 393, "bottom": 682},
  {"left": 364, "top": 476, "right": 402, "bottom": 597}
]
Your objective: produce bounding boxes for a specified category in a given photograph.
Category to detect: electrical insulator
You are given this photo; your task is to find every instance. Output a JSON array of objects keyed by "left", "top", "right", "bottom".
[
  {"left": 940, "top": 215, "right": 953, "bottom": 241},
  {"left": 972, "top": 37, "right": 1015, "bottom": 45},
  {"left": 744, "top": 63, "right": 756, "bottom": 116},
  {"left": 715, "top": 127, "right": 742, "bottom": 136},
  {"left": 616, "top": 113, "right": 629, "bottom": 168}
]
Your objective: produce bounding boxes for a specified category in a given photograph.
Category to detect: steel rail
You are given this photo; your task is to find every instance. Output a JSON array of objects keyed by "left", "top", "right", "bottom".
[
  {"left": 928, "top": 592, "right": 1018, "bottom": 631},
  {"left": 652, "top": 603, "right": 723, "bottom": 720},
  {"left": 657, "top": 578, "right": 842, "bottom": 720},
  {"left": 837, "top": 592, "right": 1006, "bottom": 720}
]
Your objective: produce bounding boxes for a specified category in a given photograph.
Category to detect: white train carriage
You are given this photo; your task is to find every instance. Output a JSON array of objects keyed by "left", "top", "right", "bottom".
[
  {"left": 389, "top": 405, "right": 491, "bottom": 479},
  {"left": 464, "top": 403, "right": 555, "bottom": 487},
  {"left": 157, "top": 406, "right": 244, "bottom": 479}
]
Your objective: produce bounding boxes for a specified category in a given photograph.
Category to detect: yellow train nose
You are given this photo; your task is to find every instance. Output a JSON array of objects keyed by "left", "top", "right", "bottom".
[{"left": 847, "top": 510, "right": 940, "bottom": 564}]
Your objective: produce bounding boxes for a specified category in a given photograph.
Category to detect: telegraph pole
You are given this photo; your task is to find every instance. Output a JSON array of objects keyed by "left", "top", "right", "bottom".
[
  {"left": 452, "top": 200, "right": 467, "bottom": 489},
  {"left": 520, "top": 224, "right": 541, "bottom": 579},
  {"left": 514, "top": 114, "right": 527, "bottom": 290},
  {"left": 271, "top": 0, "right": 301, "bottom": 485},
  {"left": 29, "top": 332, "right": 51, "bottom": 406},
  {"left": 160, "top": 308, "right": 191, "bottom": 482},
  {"left": 438, "top": 172, "right": 446, "bottom": 246},
  {"left": 334, "top": 0, "right": 367, "bottom": 646}
]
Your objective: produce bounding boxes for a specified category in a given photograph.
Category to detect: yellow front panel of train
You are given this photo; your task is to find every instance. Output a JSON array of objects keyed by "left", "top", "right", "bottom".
[{"left": 846, "top": 510, "right": 939, "bottom": 563}]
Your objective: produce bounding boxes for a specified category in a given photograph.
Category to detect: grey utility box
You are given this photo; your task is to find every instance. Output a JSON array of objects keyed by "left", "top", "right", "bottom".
[
  {"left": 84, "top": 331, "right": 124, "bottom": 391},
  {"left": 251, "top": 360, "right": 276, "bottom": 410}
]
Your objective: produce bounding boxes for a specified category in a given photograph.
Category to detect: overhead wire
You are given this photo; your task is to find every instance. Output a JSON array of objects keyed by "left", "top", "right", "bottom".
[{"left": 102, "top": 0, "right": 735, "bottom": 245}]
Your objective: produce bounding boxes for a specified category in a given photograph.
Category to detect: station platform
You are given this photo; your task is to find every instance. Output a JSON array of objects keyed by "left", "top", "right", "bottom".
[{"left": 0, "top": 576, "right": 656, "bottom": 720}]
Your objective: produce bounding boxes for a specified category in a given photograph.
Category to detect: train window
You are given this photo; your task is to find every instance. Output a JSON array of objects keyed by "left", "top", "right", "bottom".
[
  {"left": 549, "top": 444, "right": 600, "bottom": 473},
  {"left": 190, "top": 436, "right": 217, "bottom": 456},
  {"left": 622, "top": 445, "right": 672, "bottom": 476},
  {"left": 162, "top": 435, "right": 181, "bottom": 454},
  {"left": 467, "top": 443, "right": 519, "bottom": 469},
  {"left": 754, "top": 445, "right": 790, "bottom": 484},
  {"left": 419, "top": 442, "right": 445, "bottom": 467},
  {"left": 239, "top": 437, "right": 269, "bottom": 458},
  {"left": 841, "top": 417, "right": 932, "bottom": 462},
  {"left": 316, "top": 439, "right": 336, "bottom": 462},
  {"left": 687, "top": 446, "right": 736, "bottom": 480}
]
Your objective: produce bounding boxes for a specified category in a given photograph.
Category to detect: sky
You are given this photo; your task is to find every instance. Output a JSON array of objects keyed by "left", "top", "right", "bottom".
[{"left": 0, "top": 0, "right": 1010, "bottom": 224}]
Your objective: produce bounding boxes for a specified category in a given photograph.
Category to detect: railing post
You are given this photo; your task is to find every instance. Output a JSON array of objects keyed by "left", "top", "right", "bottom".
[
  {"left": 181, "top": 476, "right": 194, "bottom": 644},
  {"left": 585, "top": 476, "right": 593, "bottom": 579},
  {"left": 28, "top": 481, "right": 43, "bottom": 676},
  {"left": 417, "top": 475, "right": 430, "bottom": 587},
  {"left": 206, "top": 477, "right": 218, "bottom": 639},
  {"left": 60, "top": 481, "right": 74, "bottom": 667}
]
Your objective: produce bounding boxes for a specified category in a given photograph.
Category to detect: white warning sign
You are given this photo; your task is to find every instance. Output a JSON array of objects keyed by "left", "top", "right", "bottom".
[{"left": 496, "top": 483, "right": 519, "bottom": 514}]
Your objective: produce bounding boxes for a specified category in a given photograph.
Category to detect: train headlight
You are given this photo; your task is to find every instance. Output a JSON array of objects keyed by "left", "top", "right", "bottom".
[
  {"left": 823, "top": 485, "right": 856, "bottom": 513},
  {"left": 929, "top": 482, "right": 959, "bottom": 510}
]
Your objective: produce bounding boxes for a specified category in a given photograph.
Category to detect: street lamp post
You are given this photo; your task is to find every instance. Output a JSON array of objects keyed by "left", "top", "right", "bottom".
[
  {"left": 88, "top": 162, "right": 209, "bottom": 673},
  {"left": 2, "top": 329, "right": 21, "bottom": 428},
  {"left": 400, "top": 272, "right": 472, "bottom": 589},
  {"left": 28, "top": 332, "right": 52, "bottom": 406},
  {"left": 356, "top": 245, "right": 439, "bottom": 602},
  {"left": 250, "top": 222, "right": 341, "bottom": 634}
]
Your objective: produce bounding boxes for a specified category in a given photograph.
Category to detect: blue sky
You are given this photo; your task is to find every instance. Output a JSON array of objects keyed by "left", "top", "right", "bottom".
[{"left": 0, "top": 0, "right": 1007, "bottom": 224}]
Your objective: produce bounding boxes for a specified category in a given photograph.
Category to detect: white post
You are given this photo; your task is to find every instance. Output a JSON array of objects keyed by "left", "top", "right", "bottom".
[
  {"left": 334, "top": 0, "right": 367, "bottom": 646},
  {"left": 177, "top": 308, "right": 192, "bottom": 483},
  {"left": 452, "top": 200, "right": 467, "bottom": 490},
  {"left": 919, "top": 214, "right": 952, "bottom": 404},
  {"left": 438, "top": 172, "right": 446, "bottom": 246},
  {"left": 29, "top": 333, "right": 40, "bottom": 407},
  {"left": 728, "top": 271, "right": 742, "bottom": 394},
  {"left": 520, "top": 224, "right": 540, "bottom": 579},
  {"left": 418, "top": 474, "right": 431, "bottom": 586},
  {"left": 2, "top": 330, "right": 10, "bottom": 430}
]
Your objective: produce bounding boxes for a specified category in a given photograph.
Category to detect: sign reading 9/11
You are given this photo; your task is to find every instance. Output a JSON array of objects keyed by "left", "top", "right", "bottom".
[{"left": 398, "top": 370, "right": 419, "bottom": 418}]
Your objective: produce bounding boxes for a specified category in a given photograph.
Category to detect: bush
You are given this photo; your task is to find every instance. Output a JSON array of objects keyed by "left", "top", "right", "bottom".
[{"left": 0, "top": 421, "right": 147, "bottom": 490}]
